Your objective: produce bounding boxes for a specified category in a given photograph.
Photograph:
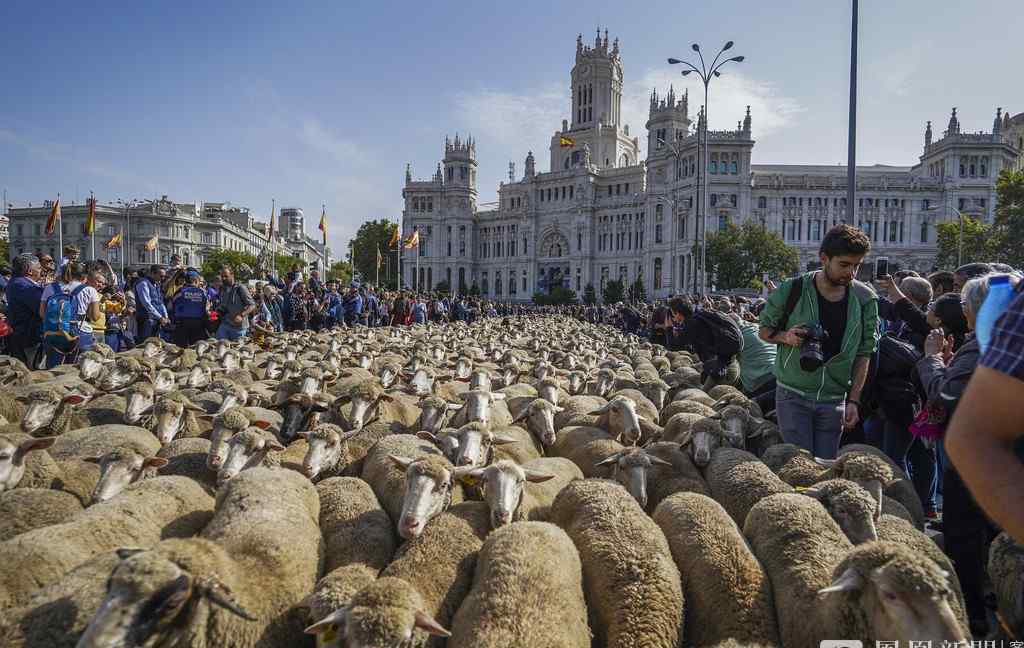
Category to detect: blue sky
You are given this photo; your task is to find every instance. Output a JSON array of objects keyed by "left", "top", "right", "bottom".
[{"left": 2, "top": 0, "right": 1020, "bottom": 258}]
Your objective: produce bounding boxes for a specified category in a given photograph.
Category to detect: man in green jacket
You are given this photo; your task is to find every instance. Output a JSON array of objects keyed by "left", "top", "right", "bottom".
[{"left": 758, "top": 224, "right": 879, "bottom": 459}]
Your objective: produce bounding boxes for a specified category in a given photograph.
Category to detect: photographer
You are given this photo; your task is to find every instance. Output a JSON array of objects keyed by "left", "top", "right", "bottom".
[
  {"left": 668, "top": 296, "right": 743, "bottom": 391},
  {"left": 758, "top": 224, "right": 879, "bottom": 459}
]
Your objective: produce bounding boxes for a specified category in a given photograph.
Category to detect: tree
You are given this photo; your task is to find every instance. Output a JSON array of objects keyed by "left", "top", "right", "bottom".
[
  {"left": 469, "top": 283, "right": 480, "bottom": 296},
  {"left": 602, "top": 279, "right": 625, "bottom": 304},
  {"left": 327, "top": 260, "right": 353, "bottom": 285},
  {"left": 274, "top": 254, "right": 307, "bottom": 280},
  {"left": 703, "top": 222, "right": 799, "bottom": 290},
  {"left": 349, "top": 219, "right": 399, "bottom": 286},
  {"left": 935, "top": 216, "right": 992, "bottom": 270},
  {"left": 434, "top": 279, "right": 451, "bottom": 294},
  {"left": 532, "top": 287, "right": 577, "bottom": 306},
  {"left": 0, "top": 240, "right": 8, "bottom": 264},
  {"left": 582, "top": 283, "right": 597, "bottom": 305},
  {"left": 201, "top": 249, "right": 258, "bottom": 281},
  {"left": 628, "top": 277, "right": 647, "bottom": 303},
  {"left": 992, "top": 168, "right": 1024, "bottom": 268}
]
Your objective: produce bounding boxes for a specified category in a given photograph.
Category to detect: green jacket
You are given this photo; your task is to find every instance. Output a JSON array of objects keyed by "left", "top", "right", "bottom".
[{"left": 758, "top": 271, "right": 879, "bottom": 402}]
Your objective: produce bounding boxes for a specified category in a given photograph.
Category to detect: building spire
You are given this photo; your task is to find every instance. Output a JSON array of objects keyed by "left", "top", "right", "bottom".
[
  {"left": 925, "top": 120, "right": 932, "bottom": 148},
  {"left": 405, "top": 163, "right": 411, "bottom": 183},
  {"left": 947, "top": 107, "right": 960, "bottom": 135},
  {"left": 743, "top": 105, "right": 752, "bottom": 133},
  {"left": 993, "top": 107, "right": 1003, "bottom": 134}
]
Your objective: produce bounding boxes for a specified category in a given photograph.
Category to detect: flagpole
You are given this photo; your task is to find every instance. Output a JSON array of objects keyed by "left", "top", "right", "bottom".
[
  {"left": 90, "top": 192, "right": 96, "bottom": 262},
  {"left": 397, "top": 219, "right": 402, "bottom": 291},
  {"left": 271, "top": 198, "right": 276, "bottom": 279},
  {"left": 57, "top": 192, "right": 63, "bottom": 262}
]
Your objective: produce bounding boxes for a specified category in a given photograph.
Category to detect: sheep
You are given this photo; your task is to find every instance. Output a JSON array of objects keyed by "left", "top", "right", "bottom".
[
  {"left": 76, "top": 468, "right": 321, "bottom": 648},
  {"left": 799, "top": 478, "right": 881, "bottom": 544},
  {"left": 0, "top": 433, "right": 101, "bottom": 505},
  {"left": 660, "top": 398, "right": 716, "bottom": 424},
  {"left": 759, "top": 442, "right": 808, "bottom": 473},
  {"left": 216, "top": 427, "right": 286, "bottom": 485},
  {"left": 360, "top": 433, "right": 462, "bottom": 539},
  {"left": 48, "top": 424, "right": 160, "bottom": 462},
  {"left": 706, "top": 447, "right": 793, "bottom": 528},
  {"left": 307, "top": 502, "right": 491, "bottom": 647},
  {"left": 316, "top": 476, "right": 397, "bottom": 577},
  {"left": 448, "top": 389, "right": 513, "bottom": 429},
  {"left": 422, "top": 420, "right": 536, "bottom": 468},
  {"left": 672, "top": 387, "right": 716, "bottom": 406},
  {"left": 334, "top": 377, "right": 421, "bottom": 433},
  {"left": 415, "top": 394, "right": 459, "bottom": 435},
  {"left": 299, "top": 423, "right": 360, "bottom": 480},
  {"left": 447, "top": 521, "right": 590, "bottom": 648},
  {"left": 742, "top": 492, "right": 854, "bottom": 647},
  {"left": 550, "top": 478, "right": 684, "bottom": 648},
  {"left": 156, "top": 437, "right": 216, "bottom": 492},
  {"left": 642, "top": 441, "right": 712, "bottom": 511},
  {"left": 652, "top": 492, "right": 780, "bottom": 648},
  {"left": 457, "top": 457, "right": 582, "bottom": 528},
  {"left": 17, "top": 389, "right": 92, "bottom": 436},
  {"left": 0, "top": 475, "right": 214, "bottom": 609},
  {"left": 511, "top": 397, "right": 563, "bottom": 447},
  {"left": 496, "top": 381, "right": 539, "bottom": 420},
  {"left": 0, "top": 488, "right": 84, "bottom": 542},
  {"left": 587, "top": 394, "right": 650, "bottom": 445},
  {"left": 87, "top": 447, "right": 168, "bottom": 504},
  {"left": 0, "top": 434, "right": 56, "bottom": 491},
  {"left": 204, "top": 406, "right": 272, "bottom": 470},
  {"left": 660, "top": 411, "right": 707, "bottom": 445},
  {"left": 122, "top": 381, "right": 156, "bottom": 427},
  {"left": 988, "top": 532, "right": 1024, "bottom": 643},
  {"left": 817, "top": 541, "right": 968, "bottom": 644},
  {"left": 150, "top": 390, "right": 208, "bottom": 444},
  {"left": 875, "top": 514, "right": 969, "bottom": 631},
  {"left": 551, "top": 425, "right": 623, "bottom": 478},
  {"left": 679, "top": 415, "right": 746, "bottom": 468},
  {"left": 275, "top": 391, "right": 332, "bottom": 441},
  {"left": 552, "top": 394, "right": 607, "bottom": 431}
]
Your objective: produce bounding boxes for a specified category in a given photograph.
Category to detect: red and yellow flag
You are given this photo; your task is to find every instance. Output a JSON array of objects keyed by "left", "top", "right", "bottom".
[
  {"left": 319, "top": 205, "right": 327, "bottom": 244},
  {"left": 388, "top": 225, "right": 400, "bottom": 249},
  {"left": 403, "top": 230, "right": 419, "bottom": 249},
  {"left": 46, "top": 197, "right": 61, "bottom": 235},
  {"left": 105, "top": 232, "right": 122, "bottom": 249},
  {"left": 376, "top": 246, "right": 383, "bottom": 270},
  {"left": 559, "top": 136, "right": 576, "bottom": 148},
  {"left": 85, "top": 195, "right": 96, "bottom": 236},
  {"left": 144, "top": 235, "right": 159, "bottom": 252}
]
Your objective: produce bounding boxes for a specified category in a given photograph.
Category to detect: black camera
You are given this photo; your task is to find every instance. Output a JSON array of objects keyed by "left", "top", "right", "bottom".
[{"left": 799, "top": 323, "right": 829, "bottom": 371}]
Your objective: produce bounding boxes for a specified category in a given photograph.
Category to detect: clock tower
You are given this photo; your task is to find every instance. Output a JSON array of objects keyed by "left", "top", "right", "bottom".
[{"left": 550, "top": 30, "right": 640, "bottom": 171}]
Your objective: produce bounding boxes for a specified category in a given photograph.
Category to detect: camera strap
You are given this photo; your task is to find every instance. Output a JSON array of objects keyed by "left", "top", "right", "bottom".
[{"left": 775, "top": 275, "right": 804, "bottom": 333}]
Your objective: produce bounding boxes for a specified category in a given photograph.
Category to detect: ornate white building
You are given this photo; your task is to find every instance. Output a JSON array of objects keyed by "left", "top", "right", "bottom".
[{"left": 401, "top": 30, "right": 1022, "bottom": 301}]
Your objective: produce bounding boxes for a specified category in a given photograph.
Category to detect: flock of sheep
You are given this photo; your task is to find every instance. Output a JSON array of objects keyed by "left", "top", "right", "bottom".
[{"left": 0, "top": 316, "right": 1020, "bottom": 647}]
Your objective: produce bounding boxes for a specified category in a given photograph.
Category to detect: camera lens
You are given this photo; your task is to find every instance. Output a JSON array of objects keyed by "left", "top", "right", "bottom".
[{"left": 799, "top": 324, "right": 826, "bottom": 371}]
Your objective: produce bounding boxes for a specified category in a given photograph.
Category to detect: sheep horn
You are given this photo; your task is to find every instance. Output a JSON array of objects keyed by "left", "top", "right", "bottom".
[
  {"left": 197, "top": 576, "right": 257, "bottom": 621},
  {"left": 647, "top": 455, "right": 674, "bottom": 468},
  {"left": 817, "top": 567, "right": 864, "bottom": 595}
]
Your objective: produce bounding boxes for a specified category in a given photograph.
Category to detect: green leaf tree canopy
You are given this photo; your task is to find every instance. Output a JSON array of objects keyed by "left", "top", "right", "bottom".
[
  {"left": 992, "top": 169, "right": 1024, "bottom": 268},
  {"left": 935, "top": 216, "right": 992, "bottom": 270},
  {"left": 582, "top": 283, "right": 597, "bottom": 305},
  {"left": 704, "top": 222, "right": 799, "bottom": 289},
  {"left": 350, "top": 219, "right": 399, "bottom": 285},
  {"left": 602, "top": 279, "right": 625, "bottom": 304}
]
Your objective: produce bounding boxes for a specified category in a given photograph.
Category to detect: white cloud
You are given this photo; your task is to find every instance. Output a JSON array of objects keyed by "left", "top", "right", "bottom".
[
  {"left": 453, "top": 83, "right": 569, "bottom": 152},
  {"left": 300, "top": 119, "right": 362, "bottom": 162}
]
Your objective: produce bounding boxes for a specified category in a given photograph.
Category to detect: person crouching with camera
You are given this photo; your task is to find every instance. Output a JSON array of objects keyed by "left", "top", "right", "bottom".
[{"left": 757, "top": 224, "right": 879, "bottom": 459}]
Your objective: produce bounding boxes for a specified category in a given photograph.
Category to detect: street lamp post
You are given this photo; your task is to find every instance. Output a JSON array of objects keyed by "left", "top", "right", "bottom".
[{"left": 669, "top": 42, "right": 744, "bottom": 295}]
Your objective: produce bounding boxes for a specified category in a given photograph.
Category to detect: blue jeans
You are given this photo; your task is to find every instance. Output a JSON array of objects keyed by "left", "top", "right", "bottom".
[
  {"left": 216, "top": 322, "right": 247, "bottom": 341},
  {"left": 775, "top": 385, "right": 845, "bottom": 459},
  {"left": 882, "top": 417, "right": 938, "bottom": 512},
  {"left": 138, "top": 318, "right": 161, "bottom": 342}
]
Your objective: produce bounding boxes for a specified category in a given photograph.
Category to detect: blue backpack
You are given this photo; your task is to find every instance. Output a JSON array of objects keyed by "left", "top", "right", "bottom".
[{"left": 42, "top": 282, "right": 87, "bottom": 349}]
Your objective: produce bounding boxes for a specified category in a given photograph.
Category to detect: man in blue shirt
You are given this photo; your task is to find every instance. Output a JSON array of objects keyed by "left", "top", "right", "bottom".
[
  {"left": 364, "top": 287, "right": 379, "bottom": 327},
  {"left": 135, "top": 265, "right": 169, "bottom": 342},
  {"left": 5, "top": 254, "right": 44, "bottom": 368},
  {"left": 322, "top": 281, "right": 342, "bottom": 327},
  {"left": 342, "top": 285, "right": 363, "bottom": 327},
  {"left": 171, "top": 270, "right": 208, "bottom": 347}
]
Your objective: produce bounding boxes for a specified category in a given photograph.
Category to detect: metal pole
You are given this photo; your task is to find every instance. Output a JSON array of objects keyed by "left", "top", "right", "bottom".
[
  {"left": 846, "top": 0, "right": 859, "bottom": 230},
  {"left": 957, "top": 211, "right": 963, "bottom": 267},
  {"left": 57, "top": 193, "right": 63, "bottom": 262},
  {"left": 701, "top": 87, "right": 709, "bottom": 295}
]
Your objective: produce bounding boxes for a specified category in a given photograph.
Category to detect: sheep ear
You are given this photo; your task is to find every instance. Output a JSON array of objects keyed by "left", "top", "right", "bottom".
[
  {"left": 16, "top": 436, "right": 56, "bottom": 457},
  {"left": 554, "top": 405, "right": 565, "bottom": 413},
  {"left": 675, "top": 429, "right": 693, "bottom": 448},
  {"left": 647, "top": 455, "right": 674, "bottom": 468},
  {"left": 588, "top": 402, "right": 611, "bottom": 416},
  {"left": 413, "top": 610, "right": 451, "bottom": 638},
  {"left": 818, "top": 567, "right": 864, "bottom": 595},
  {"left": 861, "top": 479, "right": 884, "bottom": 521},
  {"left": 416, "top": 431, "right": 439, "bottom": 444},
  {"left": 115, "top": 547, "right": 146, "bottom": 560},
  {"left": 197, "top": 577, "right": 257, "bottom": 621},
  {"left": 510, "top": 410, "right": 528, "bottom": 424},
  {"left": 489, "top": 392, "right": 506, "bottom": 401},
  {"left": 183, "top": 400, "right": 205, "bottom": 413},
  {"left": 388, "top": 454, "right": 415, "bottom": 470},
  {"left": 143, "top": 457, "right": 169, "bottom": 469},
  {"left": 799, "top": 486, "right": 824, "bottom": 500},
  {"left": 522, "top": 469, "right": 555, "bottom": 483},
  {"left": 305, "top": 609, "right": 346, "bottom": 635},
  {"left": 452, "top": 466, "right": 485, "bottom": 485},
  {"left": 446, "top": 402, "right": 463, "bottom": 411},
  {"left": 251, "top": 420, "right": 272, "bottom": 430},
  {"left": 82, "top": 455, "right": 103, "bottom": 464},
  {"left": 490, "top": 434, "right": 519, "bottom": 446},
  {"left": 377, "top": 393, "right": 395, "bottom": 403},
  {"left": 595, "top": 451, "right": 622, "bottom": 467},
  {"left": 62, "top": 393, "right": 89, "bottom": 406},
  {"left": 265, "top": 440, "right": 286, "bottom": 453}
]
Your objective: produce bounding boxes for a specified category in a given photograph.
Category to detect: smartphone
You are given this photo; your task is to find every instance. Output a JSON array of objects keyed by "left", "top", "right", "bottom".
[{"left": 875, "top": 257, "right": 889, "bottom": 280}]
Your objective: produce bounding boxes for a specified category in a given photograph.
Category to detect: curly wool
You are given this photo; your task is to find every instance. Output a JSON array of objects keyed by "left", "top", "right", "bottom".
[
  {"left": 653, "top": 492, "right": 779, "bottom": 648},
  {"left": 449, "top": 522, "right": 590, "bottom": 648},
  {"left": 315, "top": 477, "right": 396, "bottom": 575},
  {"left": 0, "top": 488, "right": 84, "bottom": 542},
  {"left": 49, "top": 425, "right": 159, "bottom": 462},
  {"left": 706, "top": 447, "right": 793, "bottom": 527},
  {"left": 360, "top": 433, "right": 448, "bottom": 524},
  {"left": 550, "top": 479, "right": 683, "bottom": 648}
]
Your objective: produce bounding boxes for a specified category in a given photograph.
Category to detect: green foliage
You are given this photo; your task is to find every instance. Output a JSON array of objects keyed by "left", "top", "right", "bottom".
[
  {"left": 274, "top": 254, "right": 307, "bottom": 279},
  {"left": 935, "top": 216, "right": 992, "bottom": 270},
  {"left": 628, "top": 277, "right": 647, "bottom": 303},
  {"left": 602, "top": 279, "right": 625, "bottom": 304},
  {"left": 582, "top": 282, "right": 597, "bottom": 305},
  {"left": 201, "top": 249, "right": 258, "bottom": 281},
  {"left": 434, "top": 279, "right": 451, "bottom": 294},
  {"left": 532, "top": 286, "right": 577, "bottom": 305},
  {"left": 704, "top": 222, "right": 799, "bottom": 289},
  {"left": 327, "top": 260, "right": 353, "bottom": 285},
  {"left": 469, "top": 282, "right": 480, "bottom": 296},
  {"left": 0, "top": 239, "right": 8, "bottom": 264},
  {"left": 458, "top": 276, "right": 469, "bottom": 294},
  {"left": 349, "top": 219, "right": 399, "bottom": 285},
  {"left": 992, "top": 169, "right": 1024, "bottom": 268}
]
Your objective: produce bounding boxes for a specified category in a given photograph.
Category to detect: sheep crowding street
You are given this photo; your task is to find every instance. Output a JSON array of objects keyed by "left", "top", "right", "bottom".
[{"left": 0, "top": 315, "right": 1018, "bottom": 647}]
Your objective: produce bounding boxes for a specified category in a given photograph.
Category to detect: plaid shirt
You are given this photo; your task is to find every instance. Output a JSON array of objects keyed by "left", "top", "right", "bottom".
[{"left": 979, "top": 285, "right": 1024, "bottom": 381}]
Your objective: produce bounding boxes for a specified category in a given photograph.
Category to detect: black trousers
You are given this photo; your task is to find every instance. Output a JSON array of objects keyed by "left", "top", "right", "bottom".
[
  {"left": 172, "top": 318, "right": 208, "bottom": 348},
  {"left": 943, "top": 464, "right": 994, "bottom": 629}
]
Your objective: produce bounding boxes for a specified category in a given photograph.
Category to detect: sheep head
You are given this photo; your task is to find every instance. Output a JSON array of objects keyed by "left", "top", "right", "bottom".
[
  {"left": 595, "top": 446, "right": 672, "bottom": 509},
  {"left": 152, "top": 393, "right": 205, "bottom": 445},
  {"left": 88, "top": 448, "right": 167, "bottom": 504},
  {"left": 677, "top": 416, "right": 743, "bottom": 468},
  {"left": 445, "top": 421, "right": 518, "bottom": 468},
  {"left": 512, "top": 398, "right": 562, "bottom": 447},
  {"left": 20, "top": 389, "right": 88, "bottom": 434},
  {"left": 415, "top": 395, "right": 455, "bottom": 435},
  {"left": 588, "top": 395, "right": 642, "bottom": 446},
  {"left": 818, "top": 542, "right": 966, "bottom": 644},
  {"left": 456, "top": 390, "right": 506, "bottom": 427},
  {"left": 801, "top": 479, "right": 881, "bottom": 545},
  {"left": 455, "top": 459, "right": 554, "bottom": 529},
  {"left": 216, "top": 428, "right": 284, "bottom": 485},
  {"left": 123, "top": 383, "right": 156, "bottom": 426},
  {"left": 300, "top": 424, "right": 357, "bottom": 480},
  {"left": 389, "top": 454, "right": 454, "bottom": 540},
  {"left": 0, "top": 434, "right": 55, "bottom": 491},
  {"left": 205, "top": 407, "right": 269, "bottom": 469}
]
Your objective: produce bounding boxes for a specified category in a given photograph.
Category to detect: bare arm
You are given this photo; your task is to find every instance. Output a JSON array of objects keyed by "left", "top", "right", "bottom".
[{"left": 945, "top": 366, "right": 1024, "bottom": 544}]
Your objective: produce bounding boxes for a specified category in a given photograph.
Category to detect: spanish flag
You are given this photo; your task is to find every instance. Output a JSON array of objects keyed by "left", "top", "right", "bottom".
[
  {"left": 403, "top": 230, "right": 419, "bottom": 249},
  {"left": 559, "top": 136, "right": 576, "bottom": 148},
  {"left": 388, "top": 225, "right": 400, "bottom": 249},
  {"left": 376, "top": 246, "right": 383, "bottom": 270},
  {"left": 144, "top": 234, "right": 159, "bottom": 252},
  {"left": 46, "top": 197, "right": 61, "bottom": 235},
  {"left": 319, "top": 205, "right": 327, "bottom": 244},
  {"left": 85, "top": 195, "right": 96, "bottom": 236},
  {"left": 105, "top": 232, "right": 122, "bottom": 249}
]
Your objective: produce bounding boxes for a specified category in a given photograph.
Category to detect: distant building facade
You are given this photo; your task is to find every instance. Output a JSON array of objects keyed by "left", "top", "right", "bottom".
[
  {"left": 402, "top": 30, "right": 1022, "bottom": 301},
  {"left": 7, "top": 195, "right": 331, "bottom": 273}
]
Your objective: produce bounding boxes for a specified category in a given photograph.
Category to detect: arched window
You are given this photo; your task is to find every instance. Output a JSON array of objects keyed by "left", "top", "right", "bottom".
[
  {"left": 496, "top": 271, "right": 502, "bottom": 296},
  {"left": 920, "top": 220, "right": 928, "bottom": 244},
  {"left": 758, "top": 196, "right": 767, "bottom": 209},
  {"left": 654, "top": 257, "right": 663, "bottom": 290},
  {"left": 482, "top": 274, "right": 489, "bottom": 295}
]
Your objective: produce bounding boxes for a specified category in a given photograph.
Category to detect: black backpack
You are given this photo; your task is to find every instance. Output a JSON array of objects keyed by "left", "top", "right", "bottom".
[
  {"left": 694, "top": 310, "right": 743, "bottom": 358},
  {"left": 876, "top": 334, "right": 922, "bottom": 379}
]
